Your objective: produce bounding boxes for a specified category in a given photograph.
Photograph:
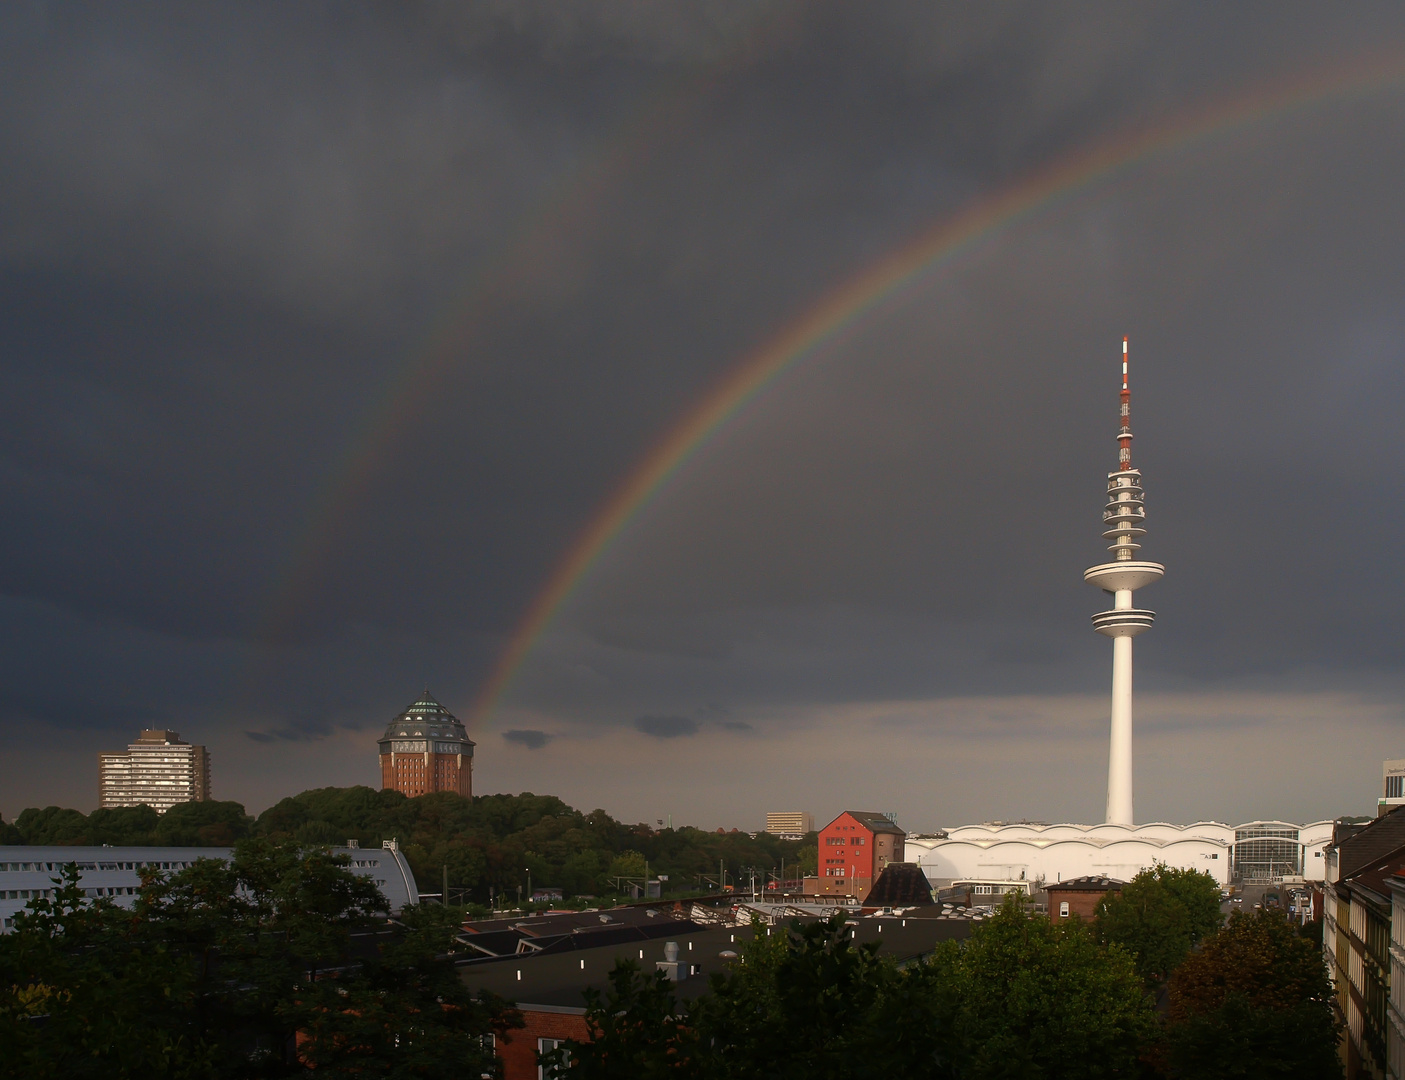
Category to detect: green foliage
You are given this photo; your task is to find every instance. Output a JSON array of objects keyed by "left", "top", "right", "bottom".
[
  {"left": 606, "top": 850, "right": 648, "bottom": 881},
  {"left": 3, "top": 787, "right": 814, "bottom": 902},
  {"left": 155, "top": 800, "right": 254, "bottom": 845},
  {"left": 550, "top": 915, "right": 954, "bottom": 1080},
  {"left": 540, "top": 961, "right": 698, "bottom": 1079},
  {"left": 0, "top": 837, "right": 517, "bottom": 1078},
  {"left": 696, "top": 914, "right": 951, "bottom": 1080},
  {"left": 289, "top": 900, "right": 521, "bottom": 1078},
  {"left": 0, "top": 863, "right": 216, "bottom": 1079},
  {"left": 1094, "top": 864, "right": 1222, "bottom": 986},
  {"left": 935, "top": 894, "right": 1155, "bottom": 1079},
  {"left": 11, "top": 800, "right": 253, "bottom": 846},
  {"left": 1163, "top": 908, "right": 1341, "bottom": 1078}
]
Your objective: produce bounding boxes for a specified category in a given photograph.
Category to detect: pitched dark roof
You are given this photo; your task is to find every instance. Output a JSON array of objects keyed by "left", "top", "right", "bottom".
[
  {"left": 865, "top": 863, "right": 933, "bottom": 907},
  {"left": 1046, "top": 875, "right": 1126, "bottom": 893},
  {"left": 1331, "top": 806, "right": 1405, "bottom": 880},
  {"left": 844, "top": 812, "right": 906, "bottom": 836},
  {"left": 457, "top": 918, "right": 971, "bottom": 1010}
]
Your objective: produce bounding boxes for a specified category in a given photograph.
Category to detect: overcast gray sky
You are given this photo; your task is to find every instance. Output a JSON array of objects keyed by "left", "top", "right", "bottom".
[{"left": 4, "top": 2, "right": 1405, "bottom": 829}]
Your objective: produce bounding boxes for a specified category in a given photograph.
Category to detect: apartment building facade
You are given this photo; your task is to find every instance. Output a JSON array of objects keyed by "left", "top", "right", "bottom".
[
  {"left": 1324, "top": 808, "right": 1405, "bottom": 1078},
  {"left": 98, "top": 729, "right": 210, "bottom": 812}
]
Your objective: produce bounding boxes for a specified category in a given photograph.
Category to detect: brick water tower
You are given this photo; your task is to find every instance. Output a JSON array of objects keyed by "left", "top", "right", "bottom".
[{"left": 378, "top": 690, "right": 475, "bottom": 798}]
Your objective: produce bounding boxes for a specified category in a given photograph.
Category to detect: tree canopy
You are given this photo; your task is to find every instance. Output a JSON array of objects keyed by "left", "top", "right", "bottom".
[
  {"left": 1094, "top": 865, "right": 1223, "bottom": 986},
  {"left": 0, "top": 837, "right": 520, "bottom": 1079},
  {"left": 548, "top": 898, "right": 1158, "bottom": 1080},
  {"left": 932, "top": 894, "right": 1155, "bottom": 1079},
  {"left": 1162, "top": 908, "right": 1341, "bottom": 1078},
  {"left": 3, "top": 787, "right": 816, "bottom": 903}
]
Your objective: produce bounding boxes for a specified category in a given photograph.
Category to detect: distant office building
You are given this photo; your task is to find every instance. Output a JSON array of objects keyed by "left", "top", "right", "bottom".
[
  {"left": 765, "top": 811, "right": 812, "bottom": 839},
  {"left": 1380, "top": 758, "right": 1405, "bottom": 816},
  {"left": 378, "top": 690, "right": 475, "bottom": 799},
  {"left": 98, "top": 730, "right": 210, "bottom": 813},
  {"left": 813, "top": 811, "right": 906, "bottom": 900}
]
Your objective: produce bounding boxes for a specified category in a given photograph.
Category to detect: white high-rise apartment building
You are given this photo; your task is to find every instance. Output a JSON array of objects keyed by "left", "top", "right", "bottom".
[
  {"left": 765, "top": 811, "right": 813, "bottom": 838},
  {"left": 98, "top": 730, "right": 211, "bottom": 812}
]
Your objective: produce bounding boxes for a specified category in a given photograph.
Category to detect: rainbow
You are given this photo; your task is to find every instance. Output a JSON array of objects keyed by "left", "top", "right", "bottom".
[
  {"left": 254, "top": 9, "right": 796, "bottom": 645},
  {"left": 466, "top": 48, "right": 1405, "bottom": 727}
]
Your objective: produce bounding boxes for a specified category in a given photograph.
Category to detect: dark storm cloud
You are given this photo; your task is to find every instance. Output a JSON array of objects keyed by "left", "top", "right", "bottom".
[
  {"left": 242, "top": 721, "right": 337, "bottom": 743},
  {"left": 635, "top": 716, "right": 699, "bottom": 739},
  {"left": 503, "top": 729, "right": 553, "bottom": 750},
  {"left": 4, "top": 2, "right": 1405, "bottom": 818}
]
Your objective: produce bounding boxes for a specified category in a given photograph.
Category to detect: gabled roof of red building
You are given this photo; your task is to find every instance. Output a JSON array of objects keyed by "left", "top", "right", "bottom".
[{"left": 833, "top": 811, "right": 905, "bottom": 836}]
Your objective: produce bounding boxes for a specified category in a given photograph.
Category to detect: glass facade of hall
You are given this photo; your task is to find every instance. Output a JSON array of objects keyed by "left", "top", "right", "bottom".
[{"left": 1232, "top": 826, "right": 1300, "bottom": 882}]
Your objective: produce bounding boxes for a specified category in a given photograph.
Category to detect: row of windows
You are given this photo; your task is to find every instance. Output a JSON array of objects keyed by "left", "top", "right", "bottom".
[
  {"left": 1, "top": 860, "right": 196, "bottom": 873},
  {"left": 824, "top": 836, "right": 865, "bottom": 846},
  {"left": 824, "top": 868, "right": 847, "bottom": 877},
  {"left": 2, "top": 885, "right": 142, "bottom": 902}
]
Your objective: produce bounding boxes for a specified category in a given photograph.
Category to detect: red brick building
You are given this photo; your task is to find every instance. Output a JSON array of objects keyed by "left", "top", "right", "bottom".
[
  {"left": 493, "top": 1007, "right": 589, "bottom": 1080},
  {"left": 815, "top": 811, "right": 906, "bottom": 901},
  {"left": 1045, "top": 875, "right": 1124, "bottom": 920},
  {"left": 377, "top": 691, "right": 475, "bottom": 798}
]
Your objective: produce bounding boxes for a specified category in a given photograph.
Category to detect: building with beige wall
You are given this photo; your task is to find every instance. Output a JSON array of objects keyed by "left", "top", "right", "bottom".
[
  {"left": 765, "top": 811, "right": 813, "bottom": 839},
  {"left": 98, "top": 729, "right": 210, "bottom": 813}
]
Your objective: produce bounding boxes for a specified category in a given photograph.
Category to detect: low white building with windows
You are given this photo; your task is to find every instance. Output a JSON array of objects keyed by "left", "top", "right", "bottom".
[
  {"left": 906, "top": 820, "right": 1333, "bottom": 889},
  {"left": 0, "top": 842, "right": 419, "bottom": 930}
]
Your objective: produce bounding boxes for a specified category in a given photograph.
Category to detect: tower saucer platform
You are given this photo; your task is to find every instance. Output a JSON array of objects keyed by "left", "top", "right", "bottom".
[{"left": 1085, "top": 338, "right": 1163, "bottom": 827}]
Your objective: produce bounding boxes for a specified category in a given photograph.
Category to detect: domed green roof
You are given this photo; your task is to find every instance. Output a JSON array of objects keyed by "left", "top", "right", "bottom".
[{"left": 377, "top": 690, "right": 475, "bottom": 750}]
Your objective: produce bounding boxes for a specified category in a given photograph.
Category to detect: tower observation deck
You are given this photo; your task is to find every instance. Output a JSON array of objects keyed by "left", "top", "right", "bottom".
[{"left": 1083, "top": 338, "right": 1164, "bottom": 826}]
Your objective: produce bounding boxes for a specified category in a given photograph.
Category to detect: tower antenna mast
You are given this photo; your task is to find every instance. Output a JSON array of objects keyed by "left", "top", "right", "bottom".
[{"left": 1083, "top": 338, "right": 1165, "bottom": 826}]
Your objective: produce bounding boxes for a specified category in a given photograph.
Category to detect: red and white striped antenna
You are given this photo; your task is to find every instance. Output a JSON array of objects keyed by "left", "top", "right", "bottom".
[{"left": 1117, "top": 336, "right": 1132, "bottom": 471}]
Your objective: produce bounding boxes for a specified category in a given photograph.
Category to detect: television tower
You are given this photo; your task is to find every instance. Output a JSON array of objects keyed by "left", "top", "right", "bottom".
[{"left": 1084, "top": 338, "right": 1164, "bottom": 826}]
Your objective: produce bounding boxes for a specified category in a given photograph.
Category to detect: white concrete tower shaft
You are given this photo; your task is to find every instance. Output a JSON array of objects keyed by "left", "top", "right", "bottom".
[{"left": 1083, "top": 338, "right": 1164, "bottom": 826}]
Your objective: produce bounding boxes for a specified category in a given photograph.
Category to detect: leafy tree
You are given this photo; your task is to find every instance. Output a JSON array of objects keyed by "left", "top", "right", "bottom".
[
  {"left": 154, "top": 799, "right": 254, "bottom": 845},
  {"left": 0, "top": 864, "right": 216, "bottom": 1079},
  {"left": 86, "top": 804, "right": 161, "bottom": 844},
  {"left": 606, "top": 850, "right": 648, "bottom": 884},
  {"left": 290, "top": 901, "right": 521, "bottom": 1078},
  {"left": 12, "top": 806, "right": 90, "bottom": 844},
  {"left": 1163, "top": 908, "right": 1341, "bottom": 1078},
  {"left": 0, "top": 838, "right": 517, "bottom": 1078},
  {"left": 933, "top": 893, "right": 1155, "bottom": 1079},
  {"left": 694, "top": 914, "right": 942, "bottom": 1080},
  {"left": 1094, "top": 865, "right": 1222, "bottom": 986},
  {"left": 539, "top": 961, "right": 697, "bottom": 1079},
  {"left": 550, "top": 915, "right": 955, "bottom": 1080},
  {"left": 4, "top": 787, "right": 816, "bottom": 904}
]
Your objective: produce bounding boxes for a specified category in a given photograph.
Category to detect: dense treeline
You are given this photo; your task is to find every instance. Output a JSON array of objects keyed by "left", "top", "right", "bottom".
[
  {"left": 0, "top": 838, "right": 518, "bottom": 1078},
  {"left": 1, "top": 787, "right": 817, "bottom": 902},
  {"left": 551, "top": 873, "right": 1342, "bottom": 1080},
  {"left": 0, "top": 851, "right": 1339, "bottom": 1079}
]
